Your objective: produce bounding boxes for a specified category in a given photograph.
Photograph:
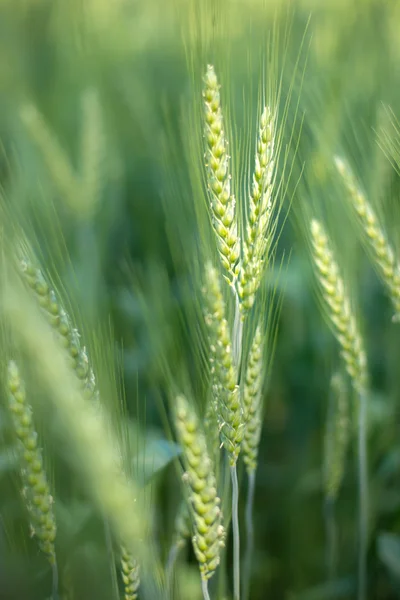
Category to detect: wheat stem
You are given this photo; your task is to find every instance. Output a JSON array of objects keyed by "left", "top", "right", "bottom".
[
  {"left": 324, "top": 496, "right": 337, "bottom": 585},
  {"left": 51, "top": 560, "right": 59, "bottom": 600},
  {"left": 201, "top": 578, "right": 211, "bottom": 600},
  {"left": 231, "top": 464, "right": 240, "bottom": 600},
  {"left": 358, "top": 390, "right": 368, "bottom": 600},
  {"left": 243, "top": 469, "right": 256, "bottom": 600}
]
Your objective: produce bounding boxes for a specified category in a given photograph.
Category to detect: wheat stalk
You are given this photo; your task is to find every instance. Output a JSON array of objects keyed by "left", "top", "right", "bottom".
[
  {"left": 335, "top": 156, "right": 400, "bottom": 319},
  {"left": 174, "top": 394, "right": 225, "bottom": 599},
  {"left": 324, "top": 372, "right": 350, "bottom": 585}
]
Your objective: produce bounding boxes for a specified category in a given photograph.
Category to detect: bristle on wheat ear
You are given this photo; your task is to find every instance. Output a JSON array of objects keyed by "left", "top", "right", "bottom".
[
  {"left": 310, "top": 219, "right": 368, "bottom": 393},
  {"left": 174, "top": 394, "right": 225, "bottom": 581}
]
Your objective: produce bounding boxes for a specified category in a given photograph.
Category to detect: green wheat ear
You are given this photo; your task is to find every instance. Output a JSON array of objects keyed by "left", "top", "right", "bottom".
[
  {"left": 335, "top": 156, "right": 400, "bottom": 320},
  {"left": 203, "top": 65, "right": 240, "bottom": 286},
  {"left": 174, "top": 394, "right": 225, "bottom": 585},
  {"left": 242, "top": 324, "right": 265, "bottom": 474},
  {"left": 202, "top": 262, "right": 243, "bottom": 465},
  {"left": 310, "top": 219, "right": 368, "bottom": 393},
  {"left": 238, "top": 106, "right": 276, "bottom": 316},
  {"left": 121, "top": 546, "right": 140, "bottom": 600},
  {"left": 19, "top": 257, "right": 98, "bottom": 401},
  {"left": 6, "top": 361, "right": 57, "bottom": 564}
]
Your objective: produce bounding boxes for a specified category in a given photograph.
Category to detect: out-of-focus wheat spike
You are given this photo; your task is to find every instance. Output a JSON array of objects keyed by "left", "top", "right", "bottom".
[
  {"left": 335, "top": 156, "right": 400, "bottom": 319},
  {"left": 80, "top": 89, "right": 105, "bottom": 215},
  {"left": 6, "top": 361, "right": 57, "bottom": 565},
  {"left": 19, "top": 257, "right": 98, "bottom": 402},
  {"left": 310, "top": 219, "right": 368, "bottom": 393},
  {"left": 20, "top": 104, "right": 79, "bottom": 213}
]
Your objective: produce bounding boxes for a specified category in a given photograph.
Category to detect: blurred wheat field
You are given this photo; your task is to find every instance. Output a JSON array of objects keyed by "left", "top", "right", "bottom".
[{"left": 1, "top": 0, "right": 400, "bottom": 599}]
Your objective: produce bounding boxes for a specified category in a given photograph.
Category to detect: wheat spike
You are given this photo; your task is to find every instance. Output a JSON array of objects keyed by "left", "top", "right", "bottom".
[
  {"left": 174, "top": 394, "right": 225, "bottom": 582},
  {"left": 203, "top": 65, "right": 240, "bottom": 285},
  {"left": 203, "top": 263, "right": 243, "bottom": 465},
  {"left": 310, "top": 219, "right": 368, "bottom": 393},
  {"left": 6, "top": 361, "right": 57, "bottom": 564},
  {"left": 242, "top": 325, "right": 265, "bottom": 473},
  {"left": 335, "top": 156, "right": 400, "bottom": 319},
  {"left": 19, "top": 258, "right": 98, "bottom": 401},
  {"left": 238, "top": 107, "right": 276, "bottom": 314},
  {"left": 121, "top": 546, "right": 140, "bottom": 600}
]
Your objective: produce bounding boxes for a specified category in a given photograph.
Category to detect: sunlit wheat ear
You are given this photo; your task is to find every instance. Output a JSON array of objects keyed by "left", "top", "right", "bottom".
[
  {"left": 242, "top": 325, "right": 265, "bottom": 474},
  {"left": 203, "top": 263, "right": 243, "bottom": 465},
  {"left": 19, "top": 257, "right": 98, "bottom": 401},
  {"left": 238, "top": 106, "right": 276, "bottom": 315},
  {"left": 121, "top": 546, "right": 140, "bottom": 600},
  {"left": 6, "top": 361, "right": 56, "bottom": 565},
  {"left": 324, "top": 372, "right": 350, "bottom": 501},
  {"left": 310, "top": 220, "right": 368, "bottom": 393},
  {"left": 174, "top": 394, "right": 225, "bottom": 588},
  {"left": 203, "top": 65, "right": 240, "bottom": 285},
  {"left": 335, "top": 156, "right": 400, "bottom": 319}
]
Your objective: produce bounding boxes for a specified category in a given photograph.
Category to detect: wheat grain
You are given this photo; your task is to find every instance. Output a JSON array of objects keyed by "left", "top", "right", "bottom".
[
  {"left": 203, "top": 65, "right": 240, "bottom": 285},
  {"left": 242, "top": 325, "right": 264, "bottom": 473},
  {"left": 310, "top": 219, "right": 368, "bottom": 393},
  {"left": 203, "top": 262, "right": 243, "bottom": 465},
  {"left": 239, "top": 107, "right": 276, "bottom": 314},
  {"left": 174, "top": 394, "right": 225, "bottom": 583}
]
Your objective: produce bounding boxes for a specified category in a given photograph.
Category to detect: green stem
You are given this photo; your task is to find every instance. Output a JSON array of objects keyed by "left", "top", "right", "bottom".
[
  {"left": 358, "top": 390, "right": 368, "bottom": 600},
  {"left": 231, "top": 464, "right": 240, "bottom": 600},
  {"left": 51, "top": 559, "right": 59, "bottom": 600},
  {"left": 243, "top": 469, "right": 256, "bottom": 600},
  {"left": 324, "top": 496, "right": 337, "bottom": 584},
  {"left": 201, "top": 578, "right": 211, "bottom": 600}
]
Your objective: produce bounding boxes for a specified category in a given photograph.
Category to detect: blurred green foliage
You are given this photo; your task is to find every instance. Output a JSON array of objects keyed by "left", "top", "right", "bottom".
[{"left": 1, "top": 0, "right": 400, "bottom": 598}]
